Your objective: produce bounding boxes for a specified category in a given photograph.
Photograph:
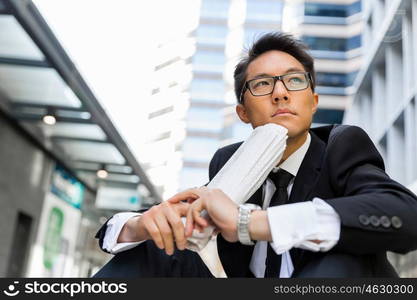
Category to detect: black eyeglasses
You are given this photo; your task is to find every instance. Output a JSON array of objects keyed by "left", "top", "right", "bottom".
[{"left": 239, "top": 72, "right": 312, "bottom": 103}]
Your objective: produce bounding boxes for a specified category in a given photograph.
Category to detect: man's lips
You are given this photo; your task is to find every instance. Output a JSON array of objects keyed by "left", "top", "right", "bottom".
[{"left": 271, "top": 109, "right": 295, "bottom": 117}]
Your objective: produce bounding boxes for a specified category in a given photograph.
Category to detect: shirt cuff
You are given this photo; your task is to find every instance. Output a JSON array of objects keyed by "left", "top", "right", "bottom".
[
  {"left": 266, "top": 198, "right": 341, "bottom": 255},
  {"left": 103, "top": 212, "right": 144, "bottom": 254}
]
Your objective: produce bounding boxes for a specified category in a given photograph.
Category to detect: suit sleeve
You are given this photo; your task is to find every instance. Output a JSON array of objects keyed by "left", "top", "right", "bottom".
[
  {"left": 323, "top": 126, "right": 417, "bottom": 254},
  {"left": 95, "top": 219, "right": 112, "bottom": 253},
  {"left": 95, "top": 209, "right": 148, "bottom": 253}
]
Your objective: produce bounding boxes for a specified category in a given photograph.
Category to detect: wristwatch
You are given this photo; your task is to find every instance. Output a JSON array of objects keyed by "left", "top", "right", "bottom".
[{"left": 237, "top": 204, "right": 262, "bottom": 245}]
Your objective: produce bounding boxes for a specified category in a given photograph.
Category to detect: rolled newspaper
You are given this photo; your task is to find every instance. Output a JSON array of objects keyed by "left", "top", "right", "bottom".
[{"left": 185, "top": 123, "right": 288, "bottom": 252}]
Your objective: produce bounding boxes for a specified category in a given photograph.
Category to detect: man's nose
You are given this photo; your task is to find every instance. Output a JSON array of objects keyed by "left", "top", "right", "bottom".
[{"left": 271, "top": 80, "right": 290, "bottom": 102}]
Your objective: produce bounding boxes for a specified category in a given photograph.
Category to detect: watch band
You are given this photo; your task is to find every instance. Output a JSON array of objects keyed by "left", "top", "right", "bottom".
[{"left": 237, "top": 204, "right": 262, "bottom": 245}]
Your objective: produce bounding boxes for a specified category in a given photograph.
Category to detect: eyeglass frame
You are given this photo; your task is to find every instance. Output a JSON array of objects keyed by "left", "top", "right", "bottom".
[{"left": 238, "top": 71, "right": 313, "bottom": 104}]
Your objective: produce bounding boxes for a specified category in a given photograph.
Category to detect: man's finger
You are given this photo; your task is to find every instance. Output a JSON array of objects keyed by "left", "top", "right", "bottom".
[
  {"left": 173, "top": 201, "right": 191, "bottom": 217},
  {"left": 191, "top": 201, "right": 208, "bottom": 228},
  {"left": 163, "top": 204, "right": 187, "bottom": 250},
  {"left": 154, "top": 214, "right": 175, "bottom": 255},
  {"left": 167, "top": 189, "right": 200, "bottom": 204},
  {"left": 185, "top": 206, "right": 194, "bottom": 237},
  {"left": 143, "top": 218, "right": 164, "bottom": 250}
]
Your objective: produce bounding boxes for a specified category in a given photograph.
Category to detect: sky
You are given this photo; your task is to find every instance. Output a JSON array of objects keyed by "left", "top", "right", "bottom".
[{"left": 33, "top": 0, "right": 201, "bottom": 160}]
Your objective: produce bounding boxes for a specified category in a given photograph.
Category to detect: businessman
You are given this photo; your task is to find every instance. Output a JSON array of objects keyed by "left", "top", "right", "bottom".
[{"left": 94, "top": 32, "right": 417, "bottom": 278}]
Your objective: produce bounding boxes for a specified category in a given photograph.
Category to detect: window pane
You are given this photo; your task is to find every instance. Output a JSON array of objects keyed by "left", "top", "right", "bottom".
[
  {"left": 187, "top": 107, "right": 223, "bottom": 132},
  {"left": 201, "top": 0, "right": 230, "bottom": 19},
  {"left": 182, "top": 137, "right": 219, "bottom": 162},
  {"left": 180, "top": 167, "right": 208, "bottom": 189},
  {"left": 313, "top": 108, "right": 344, "bottom": 124},
  {"left": 315, "top": 71, "right": 358, "bottom": 87},
  {"left": 196, "top": 24, "right": 228, "bottom": 46},
  {"left": 304, "top": 1, "right": 361, "bottom": 18},
  {"left": 302, "top": 35, "right": 361, "bottom": 51},
  {"left": 192, "top": 51, "right": 225, "bottom": 73},
  {"left": 246, "top": 0, "right": 283, "bottom": 23},
  {"left": 223, "top": 121, "right": 252, "bottom": 142},
  {"left": 190, "top": 78, "right": 225, "bottom": 102}
]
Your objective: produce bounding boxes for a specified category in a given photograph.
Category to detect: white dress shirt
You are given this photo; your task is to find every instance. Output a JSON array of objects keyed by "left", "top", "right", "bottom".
[{"left": 103, "top": 133, "right": 341, "bottom": 277}]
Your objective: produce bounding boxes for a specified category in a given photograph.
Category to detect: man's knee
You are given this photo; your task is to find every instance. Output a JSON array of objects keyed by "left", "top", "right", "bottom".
[
  {"left": 294, "top": 253, "right": 373, "bottom": 278},
  {"left": 93, "top": 240, "right": 213, "bottom": 277}
]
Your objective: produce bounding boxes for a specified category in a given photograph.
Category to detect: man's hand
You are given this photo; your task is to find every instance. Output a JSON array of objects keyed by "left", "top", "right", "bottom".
[
  {"left": 168, "top": 187, "right": 239, "bottom": 243},
  {"left": 118, "top": 197, "right": 196, "bottom": 255}
]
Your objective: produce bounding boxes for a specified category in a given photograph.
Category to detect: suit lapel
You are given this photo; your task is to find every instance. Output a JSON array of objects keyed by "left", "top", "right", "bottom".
[{"left": 288, "top": 131, "right": 326, "bottom": 204}]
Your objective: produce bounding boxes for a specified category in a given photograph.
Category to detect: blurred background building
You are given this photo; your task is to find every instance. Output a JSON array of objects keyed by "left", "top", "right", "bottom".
[
  {"left": 0, "top": 0, "right": 416, "bottom": 277},
  {"left": 0, "top": 0, "right": 160, "bottom": 277},
  {"left": 343, "top": 0, "right": 417, "bottom": 277},
  {"left": 290, "top": 0, "right": 362, "bottom": 124}
]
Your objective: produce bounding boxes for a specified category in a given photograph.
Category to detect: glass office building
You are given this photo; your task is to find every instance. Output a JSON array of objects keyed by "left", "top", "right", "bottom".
[
  {"left": 180, "top": 0, "right": 285, "bottom": 190},
  {"left": 285, "top": 0, "right": 363, "bottom": 125},
  {"left": 343, "top": 0, "right": 417, "bottom": 276}
]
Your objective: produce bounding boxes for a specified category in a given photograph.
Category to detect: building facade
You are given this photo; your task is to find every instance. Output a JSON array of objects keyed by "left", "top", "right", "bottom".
[
  {"left": 343, "top": 0, "right": 417, "bottom": 276},
  {"left": 283, "top": 0, "right": 363, "bottom": 125},
  {"left": 180, "top": 0, "right": 285, "bottom": 190}
]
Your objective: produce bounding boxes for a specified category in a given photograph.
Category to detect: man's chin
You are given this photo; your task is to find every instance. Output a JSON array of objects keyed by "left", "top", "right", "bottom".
[
  {"left": 252, "top": 121, "right": 292, "bottom": 132},
  {"left": 269, "top": 120, "right": 290, "bottom": 132}
]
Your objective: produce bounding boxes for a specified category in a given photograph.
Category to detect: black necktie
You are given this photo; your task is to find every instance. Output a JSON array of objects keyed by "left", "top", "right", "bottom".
[{"left": 264, "top": 169, "right": 294, "bottom": 277}]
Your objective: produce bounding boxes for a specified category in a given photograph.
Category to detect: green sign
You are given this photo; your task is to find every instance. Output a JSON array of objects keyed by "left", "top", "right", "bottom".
[{"left": 43, "top": 207, "right": 64, "bottom": 270}]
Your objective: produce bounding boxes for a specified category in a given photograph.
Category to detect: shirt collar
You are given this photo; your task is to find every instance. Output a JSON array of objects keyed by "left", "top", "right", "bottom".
[{"left": 272, "top": 133, "right": 311, "bottom": 177}]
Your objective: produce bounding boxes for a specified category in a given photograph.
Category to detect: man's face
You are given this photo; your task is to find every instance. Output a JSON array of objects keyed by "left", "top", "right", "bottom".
[{"left": 236, "top": 50, "right": 318, "bottom": 140}]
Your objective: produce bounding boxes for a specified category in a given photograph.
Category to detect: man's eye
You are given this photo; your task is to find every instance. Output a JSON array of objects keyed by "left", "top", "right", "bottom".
[
  {"left": 289, "top": 77, "right": 303, "bottom": 83},
  {"left": 253, "top": 80, "right": 271, "bottom": 88}
]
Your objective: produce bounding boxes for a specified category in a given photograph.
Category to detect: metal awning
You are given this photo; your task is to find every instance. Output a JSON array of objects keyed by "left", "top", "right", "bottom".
[{"left": 0, "top": 0, "right": 162, "bottom": 206}]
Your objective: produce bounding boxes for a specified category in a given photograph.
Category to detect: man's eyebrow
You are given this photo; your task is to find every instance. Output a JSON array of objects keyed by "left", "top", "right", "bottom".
[
  {"left": 249, "top": 68, "right": 305, "bottom": 80},
  {"left": 284, "top": 67, "right": 305, "bottom": 73},
  {"left": 250, "top": 73, "right": 271, "bottom": 80}
]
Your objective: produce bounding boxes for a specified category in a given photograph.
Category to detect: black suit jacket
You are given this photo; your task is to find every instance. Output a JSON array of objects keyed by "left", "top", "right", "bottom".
[
  {"left": 96, "top": 125, "right": 417, "bottom": 277},
  {"left": 210, "top": 125, "right": 417, "bottom": 277}
]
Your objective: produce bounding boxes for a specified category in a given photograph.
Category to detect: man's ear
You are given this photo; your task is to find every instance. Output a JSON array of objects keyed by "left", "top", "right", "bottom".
[
  {"left": 236, "top": 104, "right": 250, "bottom": 123},
  {"left": 312, "top": 93, "right": 319, "bottom": 114}
]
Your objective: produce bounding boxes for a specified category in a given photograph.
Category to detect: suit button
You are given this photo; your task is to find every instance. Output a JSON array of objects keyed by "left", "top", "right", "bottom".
[
  {"left": 391, "top": 216, "right": 403, "bottom": 229},
  {"left": 359, "top": 215, "right": 370, "bottom": 226},
  {"left": 380, "top": 216, "right": 391, "bottom": 228},
  {"left": 370, "top": 215, "right": 380, "bottom": 227}
]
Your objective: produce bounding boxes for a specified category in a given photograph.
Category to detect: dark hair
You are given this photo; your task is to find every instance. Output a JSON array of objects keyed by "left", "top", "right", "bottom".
[{"left": 234, "top": 32, "right": 315, "bottom": 103}]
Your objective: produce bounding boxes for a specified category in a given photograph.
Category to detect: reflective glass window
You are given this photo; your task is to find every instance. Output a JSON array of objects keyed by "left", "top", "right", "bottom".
[
  {"left": 196, "top": 24, "right": 228, "bottom": 46},
  {"left": 313, "top": 108, "right": 344, "bottom": 124},
  {"left": 246, "top": 0, "right": 283, "bottom": 23},
  {"left": 192, "top": 51, "right": 225, "bottom": 72},
  {"left": 180, "top": 167, "right": 208, "bottom": 189},
  {"left": 223, "top": 122, "right": 252, "bottom": 142},
  {"left": 302, "top": 35, "right": 361, "bottom": 51},
  {"left": 190, "top": 78, "right": 225, "bottom": 102},
  {"left": 186, "top": 107, "right": 223, "bottom": 132},
  {"left": 182, "top": 137, "right": 219, "bottom": 162},
  {"left": 201, "top": 0, "right": 230, "bottom": 19},
  {"left": 315, "top": 71, "right": 358, "bottom": 87},
  {"left": 305, "top": 1, "right": 361, "bottom": 18}
]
